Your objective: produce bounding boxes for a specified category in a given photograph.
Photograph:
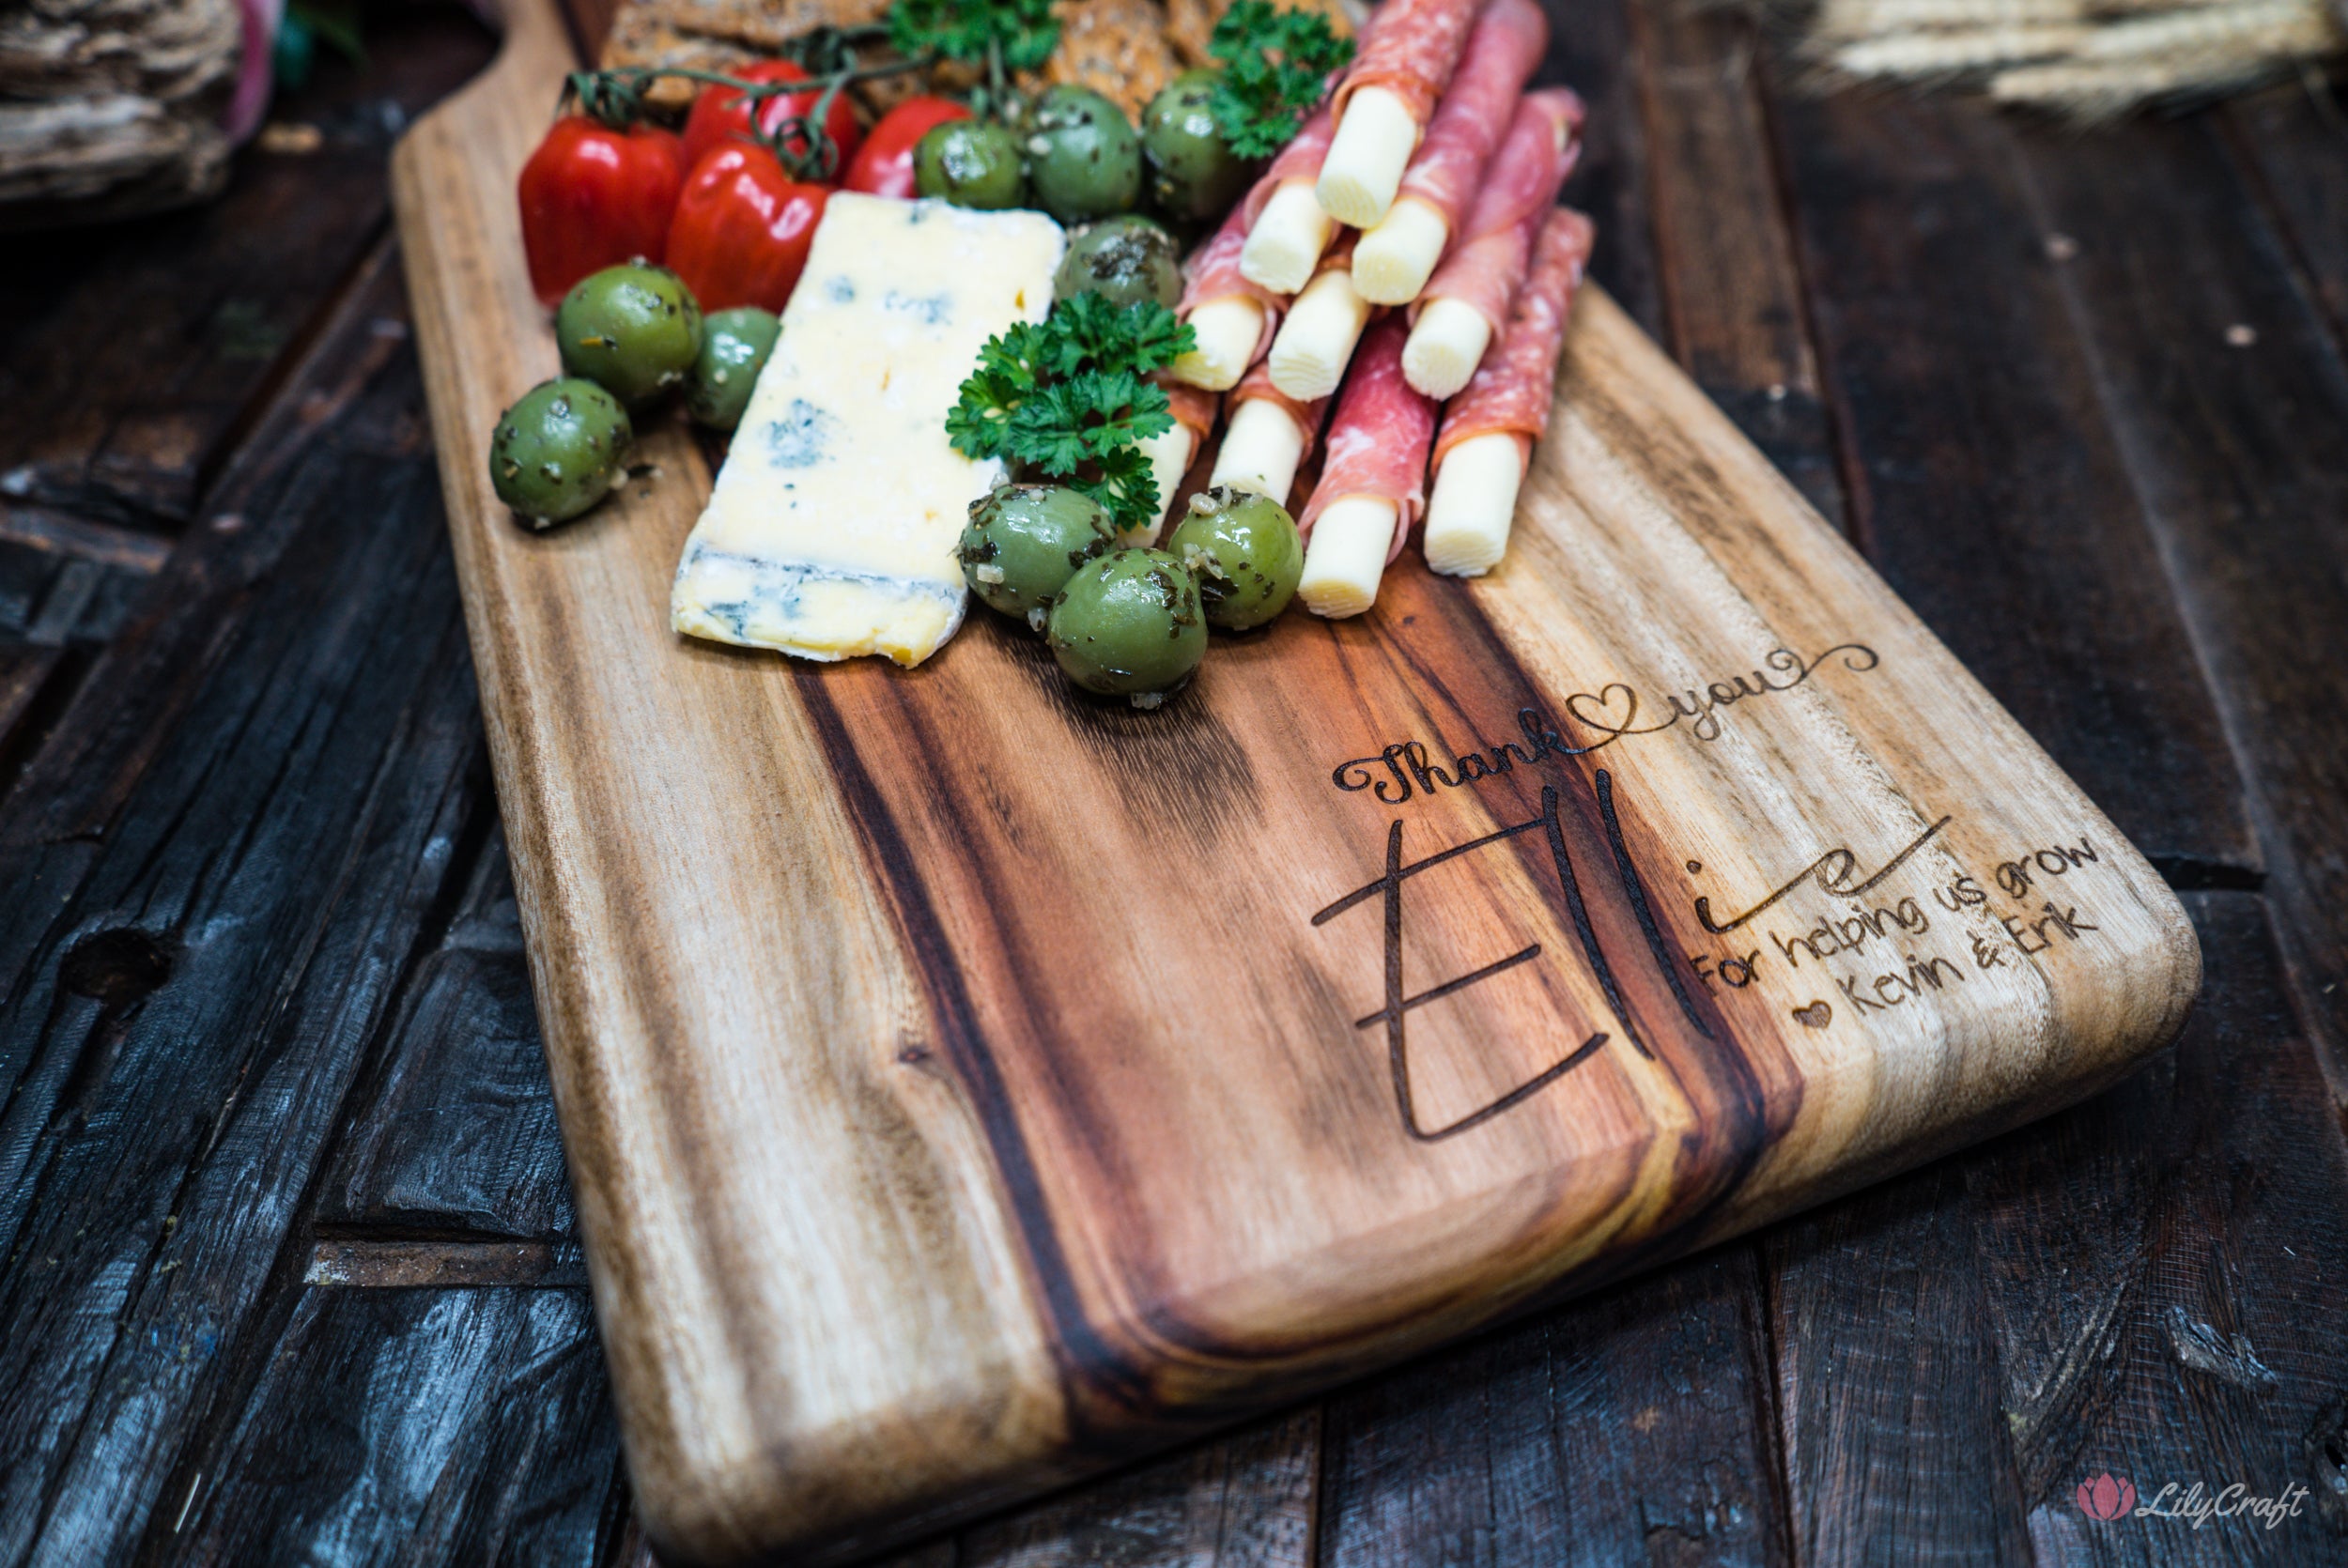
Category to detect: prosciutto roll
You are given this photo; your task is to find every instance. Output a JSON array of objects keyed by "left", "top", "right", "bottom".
[
  {"left": 1135, "top": 373, "right": 1223, "bottom": 542},
  {"left": 1239, "top": 105, "right": 1341, "bottom": 295},
  {"left": 1332, "top": 0, "right": 1485, "bottom": 131},
  {"left": 1171, "top": 203, "right": 1285, "bottom": 390},
  {"left": 1353, "top": 0, "right": 1549, "bottom": 304},
  {"left": 1423, "top": 208, "right": 1594, "bottom": 575},
  {"left": 1402, "top": 87, "right": 1583, "bottom": 398},
  {"left": 1210, "top": 358, "right": 1328, "bottom": 506},
  {"left": 1267, "top": 230, "right": 1371, "bottom": 401},
  {"left": 1318, "top": 0, "right": 1489, "bottom": 228},
  {"left": 1296, "top": 315, "right": 1438, "bottom": 618}
]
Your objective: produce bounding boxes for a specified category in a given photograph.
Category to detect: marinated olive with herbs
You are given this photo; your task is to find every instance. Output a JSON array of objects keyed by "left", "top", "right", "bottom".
[
  {"left": 1024, "top": 85, "right": 1142, "bottom": 224},
  {"left": 489, "top": 377, "right": 632, "bottom": 529},
  {"left": 1047, "top": 547, "right": 1208, "bottom": 704},
  {"left": 957, "top": 483, "right": 1118, "bottom": 623},
  {"left": 1054, "top": 215, "right": 1182, "bottom": 309},
  {"left": 1142, "top": 69, "right": 1250, "bottom": 223},
  {"left": 914, "top": 118, "right": 1028, "bottom": 209},
  {"left": 555, "top": 263, "right": 702, "bottom": 407},
  {"left": 1166, "top": 484, "right": 1303, "bottom": 630},
  {"left": 685, "top": 306, "right": 780, "bottom": 431}
]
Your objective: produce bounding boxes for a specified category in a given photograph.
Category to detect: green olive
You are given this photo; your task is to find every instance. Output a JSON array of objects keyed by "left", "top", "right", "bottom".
[
  {"left": 1046, "top": 546, "right": 1208, "bottom": 704},
  {"left": 915, "top": 119, "right": 1029, "bottom": 210},
  {"left": 957, "top": 483, "right": 1118, "bottom": 624},
  {"left": 685, "top": 306, "right": 780, "bottom": 431},
  {"left": 1054, "top": 215, "right": 1182, "bottom": 309},
  {"left": 1166, "top": 484, "right": 1303, "bottom": 630},
  {"left": 1024, "top": 85, "right": 1143, "bottom": 225},
  {"left": 488, "top": 377, "right": 632, "bottom": 529},
  {"left": 1142, "top": 69, "right": 1250, "bottom": 223},
  {"left": 555, "top": 263, "right": 702, "bottom": 407}
]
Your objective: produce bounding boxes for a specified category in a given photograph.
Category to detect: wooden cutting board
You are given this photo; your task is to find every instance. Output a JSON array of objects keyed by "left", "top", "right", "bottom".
[{"left": 392, "top": 0, "right": 2201, "bottom": 1561}]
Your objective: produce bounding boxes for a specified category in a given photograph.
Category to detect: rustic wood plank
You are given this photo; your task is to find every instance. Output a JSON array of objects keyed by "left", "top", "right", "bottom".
[
  {"left": 1766, "top": 86, "right": 2257, "bottom": 878},
  {"left": 2006, "top": 111, "right": 2348, "bottom": 1084},
  {"left": 959, "top": 1409, "right": 1320, "bottom": 1567},
  {"left": 1627, "top": 0, "right": 1843, "bottom": 526},
  {"left": 1545, "top": 0, "right": 1658, "bottom": 339},
  {"left": 0, "top": 2, "right": 492, "bottom": 530},
  {"left": 2226, "top": 83, "right": 2348, "bottom": 352},
  {"left": 0, "top": 254, "right": 498, "bottom": 1565},
  {"left": 1318, "top": 1247, "right": 1789, "bottom": 1566},
  {"left": 1767, "top": 890, "right": 2348, "bottom": 1562},
  {"left": 315, "top": 825, "right": 579, "bottom": 1240},
  {"left": 160, "top": 1285, "right": 628, "bottom": 1567}
]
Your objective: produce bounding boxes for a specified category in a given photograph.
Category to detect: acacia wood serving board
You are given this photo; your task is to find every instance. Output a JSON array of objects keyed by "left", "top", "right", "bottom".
[{"left": 392, "top": 0, "right": 2201, "bottom": 1560}]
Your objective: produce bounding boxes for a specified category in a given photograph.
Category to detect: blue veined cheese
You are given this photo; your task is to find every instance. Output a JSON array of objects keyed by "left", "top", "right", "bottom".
[{"left": 672, "top": 193, "right": 1064, "bottom": 666}]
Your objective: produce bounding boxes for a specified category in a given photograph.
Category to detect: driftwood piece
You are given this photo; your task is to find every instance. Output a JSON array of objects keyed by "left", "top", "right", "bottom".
[{"left": 0, "top": 0, "right": 241, "bottom": 227}]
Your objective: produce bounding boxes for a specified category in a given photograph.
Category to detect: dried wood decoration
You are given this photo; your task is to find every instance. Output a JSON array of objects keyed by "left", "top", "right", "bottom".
[
  {"left": 0, "top": 0, "right": 244, "bottom": 227},
  {"left": 1796, "top": 0, "right": 2347, "bottom": 117},
  {"left": 393, "top": 0, "right": 2203, "bottom": 1560}
]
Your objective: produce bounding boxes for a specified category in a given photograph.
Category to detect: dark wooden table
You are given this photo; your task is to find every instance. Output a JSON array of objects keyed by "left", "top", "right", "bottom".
[{"left": 3, "top": 1, "right": 2345, "bottom": 1561}]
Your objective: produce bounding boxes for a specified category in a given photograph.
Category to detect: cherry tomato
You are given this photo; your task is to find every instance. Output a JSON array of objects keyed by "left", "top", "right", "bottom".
[
  {"left": 517, "top": 115, "right": 686, "bottom": 309},
  {"left": 667, "top": 146, "right": 830, "bottom": 315},
  {"left": 680, "top": 60, "right": 863, "bottom": 180},
  {"left": 842, "top": 96, "right": 972, "bottom": 199}
]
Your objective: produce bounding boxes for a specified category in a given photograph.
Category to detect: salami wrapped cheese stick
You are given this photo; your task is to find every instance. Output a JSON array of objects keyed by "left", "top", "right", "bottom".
[
  {"left": 1135, "top": 375, "right": 1222, "bottom": 542},
  {"left": 1318, "top": 0, "right": 1487, "bottom": 228},
  {"left": 1239, "top": 106, "right": 1340, "bottom": 296},
  {"left": 1353, "top": 0, "right": 1549, "bottom": 305},
  {"left": 1423, "top": 208, "right": 1593, "bottom": 575},
  {"left": 1296, "top": 315, "right": 1437, "bottom": 617},
  {"left": 1171, "top": 203, "right": 1284, "bottom": 390},
  {"left": 1402, "top": 88, "right": 1583, "bottom": 399},
  {"left": 1268, "top": 231, "right": 1370, "bottom": 401},
  {"left": 1210, "top": 359, "right": 1327, "bottom": 506}
]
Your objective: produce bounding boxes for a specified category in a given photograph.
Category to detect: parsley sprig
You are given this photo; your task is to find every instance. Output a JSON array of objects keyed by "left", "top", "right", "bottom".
[
  {"left": 888, "top": 0, "right": 1060, "bottom": 75},
  {"left": 948, "top": 295, "right": 1197, "bottom": 533},
  {"left": 1207, "top": 1, "right": 1355, "bottom": 160}
]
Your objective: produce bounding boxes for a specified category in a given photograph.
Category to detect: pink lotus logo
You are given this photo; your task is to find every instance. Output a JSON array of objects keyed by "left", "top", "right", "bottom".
[{"left": 2077, "top": 1472, "right": 2138, "bottom": 1520}]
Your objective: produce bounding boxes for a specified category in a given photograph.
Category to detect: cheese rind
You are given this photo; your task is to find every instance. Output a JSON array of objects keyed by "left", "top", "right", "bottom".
[{"left": 672, "top": 193, "right": 1064, "bottom": 667}]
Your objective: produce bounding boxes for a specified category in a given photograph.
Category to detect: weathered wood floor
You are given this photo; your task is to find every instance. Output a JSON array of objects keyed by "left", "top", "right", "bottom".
[{"left": 1, "top": 1, "right": 2344, "bottom": 1562}]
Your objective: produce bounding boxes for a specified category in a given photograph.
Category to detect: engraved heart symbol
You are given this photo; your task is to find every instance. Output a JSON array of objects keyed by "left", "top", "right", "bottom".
[
  {"left": 1565, "top": 682, "right": 1641, "bottom": 735},
  {"left": 1793, "top": 1001, "right": 1831, "bottom": 1029}
]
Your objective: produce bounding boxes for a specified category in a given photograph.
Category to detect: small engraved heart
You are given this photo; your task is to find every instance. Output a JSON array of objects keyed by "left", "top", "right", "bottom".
[
  {"left": 1793, "top": 1001, "right": 1832, "bottom": 1029},
  {"left": 1565, "top": 682, "right": 1642, "bottom": 735}
]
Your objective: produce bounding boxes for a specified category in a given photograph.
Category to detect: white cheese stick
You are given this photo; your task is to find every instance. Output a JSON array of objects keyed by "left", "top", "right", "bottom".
[
  {"left": 1421, "top": 430, "right": 1523, "bottom": 575},
  {"left": 1316, "top": 87, "right": 1418, "bottom": 228},
  {"left": 1268, "top": 263, "right": 1372, "bottom": 401},
  {"left": 1352, "top": 195, "right": 1450, "bottom": 305},
  {"left": 1210, "top": 397, "right": 1308, "bottom": 502},
  {"left": 1401, "top": 296, "right": 1494, "bottom": 400},
  {"left": 672, "top": 194, "right": 1064, "bottom": 667},
  {"left": 1169, "top": 296, "right": 1264, "bottom": 391},
  {"left": 1134, "top": 424, "right": 1197, "bottom": 544},
  {"left": 1240, "top": 183, "right": 1335, "bottom": 296},
  {"left": 1298, "top": 496, "right": 1399, "bottom": 617}
]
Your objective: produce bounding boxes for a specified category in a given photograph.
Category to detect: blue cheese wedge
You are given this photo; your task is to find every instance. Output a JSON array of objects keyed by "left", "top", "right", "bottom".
[{"left": 672, "top": 193, "right": 1065, "bottom": 666}]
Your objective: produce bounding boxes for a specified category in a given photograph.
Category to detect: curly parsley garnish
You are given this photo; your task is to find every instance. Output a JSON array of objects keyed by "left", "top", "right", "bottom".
[
  {"left": 948, "top": 295, "right": 1198, "bottom": 533},
  {"left": 1207, "top": 1, "right": 1355, "bottom": 160},
  {"left": 888, "top": 0, "right": 1060, "bottom": 74}
]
